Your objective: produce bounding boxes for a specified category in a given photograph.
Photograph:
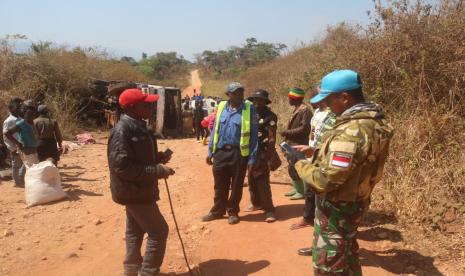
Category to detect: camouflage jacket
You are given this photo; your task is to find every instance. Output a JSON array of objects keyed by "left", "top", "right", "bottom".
[{"left": 295, "top": 102, "right": 394, "bottom": 202}]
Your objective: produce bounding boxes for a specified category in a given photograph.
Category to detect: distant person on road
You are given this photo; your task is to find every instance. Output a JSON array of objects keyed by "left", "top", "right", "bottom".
[
  {"left": 294, "top": 70, "right": 393, "bottom": 274},
  {"left": 33, "top": 104, "right": 63, "bottom": 166},
  {"left": 280, "top": 88, "right": 312, "bottom": 200},
  {"left": 245, "top": 89, "right": 277, "bottom": 222},
  {"left": 108, "top": 88, "right": 175, "bottom": 276},
  {"left": 193, "top": 99, "right": 206, "bottom": 143},
  {"left": 2, "top": 97, "right": 25, "bottom": 187},
  {"left": 202, "top": 82, "right": 258, "bottom": 225},
  {"left": 5, "top": 101, "right": 39, "bottom": 168}
]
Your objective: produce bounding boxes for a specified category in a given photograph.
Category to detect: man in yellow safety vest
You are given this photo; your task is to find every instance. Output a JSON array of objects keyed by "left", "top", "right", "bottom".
[{"left": 202, "top": 82, "right": 259, "bottom": 225}]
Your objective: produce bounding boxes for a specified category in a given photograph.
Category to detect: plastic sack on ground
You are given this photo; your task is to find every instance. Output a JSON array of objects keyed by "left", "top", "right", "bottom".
[
  {"left": 76, "top": 133, "right": 96, "bottom": 145},
  {"left": 25, "top": 160, "right": 67, "bottom": 207}
]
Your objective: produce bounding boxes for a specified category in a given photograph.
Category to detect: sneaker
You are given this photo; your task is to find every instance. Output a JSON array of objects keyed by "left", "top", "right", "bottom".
[
  {"left": 290, "top": 192, "right": 305, "bottom": 200},
  {"left": 298, "top": 247, "right": 313, "bottom": 256},
  {"left": 201, "top": 213, "right": 223, "bottom": 222},
  {"left": 284, "top": 189, "right": 296, "bottom": 197},
  {"left": 228, "top": 215, "right": 240, "bottom": 225},
  {"left": 265, "top": 212, "right": 276, "bottom": 223},
  {"left": 244, "top": 204, "right": 263, "bottom": 212},
  {"left": 196, "top": 140, "right": 200, "bottom": 143}
]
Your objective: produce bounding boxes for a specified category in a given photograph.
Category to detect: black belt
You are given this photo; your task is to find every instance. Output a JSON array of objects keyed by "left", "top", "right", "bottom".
[{"left": 221, "top": 144, "right": 239, "bottom": 151}]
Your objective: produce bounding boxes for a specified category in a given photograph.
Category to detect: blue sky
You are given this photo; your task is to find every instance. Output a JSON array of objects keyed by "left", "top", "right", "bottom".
[{"left": 0, "top": 0, "right": 375, "bottom": 60}]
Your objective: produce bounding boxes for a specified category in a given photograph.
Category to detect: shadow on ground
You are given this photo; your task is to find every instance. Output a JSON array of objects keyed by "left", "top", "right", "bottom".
[
  {"left": 62, "top": 183, "right": 103, "bottom": 200},
  {"left": 358, "top": 226, "right": 403, "bottom": 242},
  {"left": 240, "top": 203, "right": 302, "bottom": 222},
  {"left": 197, "top": 259, "right": 270, "bottom": 276},
  {"left": 362, "top": 210, "right": 398, "bottom": 226},
  {"left": 361, "top": 248, "right": 442, "bottom": 275}
]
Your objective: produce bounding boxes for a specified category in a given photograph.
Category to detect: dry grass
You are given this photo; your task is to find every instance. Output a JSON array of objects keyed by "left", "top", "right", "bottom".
[
  {"left": 0, "top": 42, "right": 149, "bottom": 138},
  {"left": 238, "top": 0, "right": 465, "bottom": 267}
]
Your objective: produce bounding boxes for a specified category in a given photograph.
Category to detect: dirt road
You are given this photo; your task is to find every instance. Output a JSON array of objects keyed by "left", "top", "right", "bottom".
[
  {"left": 0, "top": 134, "right": 459, "bottom": 275},
  {"left": 183, "top": 70, "right": 202, "bottom": 97}
]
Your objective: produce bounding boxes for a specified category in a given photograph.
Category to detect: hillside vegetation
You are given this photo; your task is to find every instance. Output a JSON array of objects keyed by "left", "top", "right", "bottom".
[{"left": 238, "top": 0, "right": 465, "bottom": 264}]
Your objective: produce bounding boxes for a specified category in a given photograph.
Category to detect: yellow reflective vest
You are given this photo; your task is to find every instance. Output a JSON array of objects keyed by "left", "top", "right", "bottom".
[{"left": 212, "top": 101, "right": 252, "bottom": 157}]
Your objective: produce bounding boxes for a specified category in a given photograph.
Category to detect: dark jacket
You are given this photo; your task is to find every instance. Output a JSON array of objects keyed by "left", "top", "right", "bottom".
[
  {"left": 108, "top": 114, "right": 159, "bottom": 205},
  {"left": 284, "top": 104, "right": 312, "bottom": 145}
]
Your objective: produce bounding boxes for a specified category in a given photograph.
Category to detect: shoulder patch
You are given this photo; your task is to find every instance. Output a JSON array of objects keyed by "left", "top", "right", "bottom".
[{"left": 329, "top": 141, "right": 356, "bottom": 154}]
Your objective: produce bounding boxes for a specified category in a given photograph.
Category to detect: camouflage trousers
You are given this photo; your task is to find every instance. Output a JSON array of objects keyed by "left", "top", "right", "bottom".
[{"left": 312, "top": 197, "right": 369, "bottom": 276}]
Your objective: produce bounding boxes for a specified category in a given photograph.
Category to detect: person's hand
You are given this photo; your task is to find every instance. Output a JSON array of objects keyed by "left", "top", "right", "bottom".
[
  {"left": 158, "top": 151, "right": 172, "bottom": 164},
  {"left": 156, "top": 164, "right": 175, "bottom": 179},
  {"left": 206, "top": 156, "right": 213, "bottom": 165},
  {"left": 16, "top": 143, "right": 24, "bottom": 151},
  {"left": 247, "top": 164, "right": 254, "bottom": 175}
]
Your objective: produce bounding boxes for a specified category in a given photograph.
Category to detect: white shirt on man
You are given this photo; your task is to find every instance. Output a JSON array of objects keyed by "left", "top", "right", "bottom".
[{"left": 3, "top": 114, "right": 20, "bottom": 151}]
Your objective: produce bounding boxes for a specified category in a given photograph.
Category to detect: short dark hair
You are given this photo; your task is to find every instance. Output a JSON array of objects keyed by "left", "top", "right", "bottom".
[{"left": 346, "top": 87, "right": 365, "bottom": 103}]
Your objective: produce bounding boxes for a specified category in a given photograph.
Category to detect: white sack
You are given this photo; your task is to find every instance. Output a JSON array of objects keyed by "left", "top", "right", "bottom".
[{"left": 25, "top": 160, "right": 67, "bottom": 207}]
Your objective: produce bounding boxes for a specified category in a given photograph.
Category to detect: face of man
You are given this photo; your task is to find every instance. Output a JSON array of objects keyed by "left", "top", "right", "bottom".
[
  {"left": 326, "top": 92, "right": 350, "bottom": 115},
  {"left": 24, "top": 108, "right": 37, "bottom": 122},
  {"left": 227, "top": 89, "right": 244, "bottom": 107},
  {"left": 132, "top": 102, "right": 153, "bottom": 120},
  {"left": 288, "top": 98, "right": 301, "bottom": 106},
  {"left": 252, "top": 98, "right": 267, "bottom": 111}
]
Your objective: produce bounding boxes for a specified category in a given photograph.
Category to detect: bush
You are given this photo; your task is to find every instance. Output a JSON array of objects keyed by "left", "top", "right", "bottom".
[
  {"left": 239, "top": 0, "right": 465, "bottom": 265},
  {"left": 0, "top": 40, "right": 149, "bottom": 137}
]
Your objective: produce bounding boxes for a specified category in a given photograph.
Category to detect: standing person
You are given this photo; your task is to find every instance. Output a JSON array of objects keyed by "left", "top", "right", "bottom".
[
  {"left": 33, "top": 105, "right": 63, "bottom": 166},
  {"left": 280, "top": 88, "right": 312, "bottom": 200},
  {"left": 291, "top": 92, "right": 337, "bottom": 257},
  {"left": 202, "top": 82, "right": 258, "bottom": 225},
  {"left": 294, "top": 70, "right": 393, "bottom": 275},
  {"left": 2, "top": 97, "right": 25, "bottom": 187},
  {"left": 5, "top": 102, "right": 39, "bottom": 168},
  {"left": 193, "top": 100, "right": 206, "bottom": 143},
  {"left": 245, "top": 89, "right": 277, "bottom": 222},
  {"left": 107, "top": 89, "right": 175, "bottom": 276}
]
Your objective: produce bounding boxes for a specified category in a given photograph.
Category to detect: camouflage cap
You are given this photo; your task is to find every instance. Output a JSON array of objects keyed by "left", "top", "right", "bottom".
[{"left": 226, "top": 82, "right": 244, "bottom": 93}]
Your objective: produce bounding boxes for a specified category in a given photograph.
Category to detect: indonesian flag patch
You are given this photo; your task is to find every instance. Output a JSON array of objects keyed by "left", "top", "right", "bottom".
[{"left": 331, "top": 153, "right": 353, "bottom": 168}]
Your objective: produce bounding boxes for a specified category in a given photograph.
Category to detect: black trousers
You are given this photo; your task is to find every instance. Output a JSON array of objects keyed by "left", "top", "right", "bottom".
[
  {"left": 37, "top": 138, "right": 59, "bottom": 165},
  {"left": 248, "top": 151, "right": 275, "bottom": 212},
  {"left": 303, "top": 184, "right": 316, "bottom": 222},
  {"left": 124, "top": 203, "right": 169, "bottom": 276},
  {"left": 210, "top": 148, "right": 248, "bottom": 216},
  {"left": 194, "top": 122, "right": 206, "bottom": 140}
]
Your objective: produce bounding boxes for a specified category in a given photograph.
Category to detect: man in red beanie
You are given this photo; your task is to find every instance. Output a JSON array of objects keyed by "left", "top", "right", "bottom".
[{"left": 107, "top": 88, "right": 175, "bottom": 276}]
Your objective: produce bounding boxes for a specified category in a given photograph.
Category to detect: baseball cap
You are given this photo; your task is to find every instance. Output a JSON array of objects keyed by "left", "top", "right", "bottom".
[
  {"left": 226, "top": 82, "right": 244, "bottom": 93},
  {"left": 310, "top": 70, "right": 362, "bottom": 104},
  {"left": 37, "top": 104, "right": 48, "bottom": 114},
  {"left": 119, "top": 88, "right": 159, "bottom": 108}
]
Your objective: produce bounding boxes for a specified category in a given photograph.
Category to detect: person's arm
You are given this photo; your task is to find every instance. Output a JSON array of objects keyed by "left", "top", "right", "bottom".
[
  {"left": 5, "top": 126, "right": 22, "bottom": 151},
  {"left": 266, "top": 116, "right": 278, "bottom": 157},
  {"left": 295, "top": 133, "right": 361, "bottom": 193},
  {"left": 108, "top": 129, "right": 158, "bottom": 183},
  {"left": 207, "top": 116, "right": 216, "bottom": 163},
  {"left": 247, "top": 106, "right": 259, "bottom": 166},
  {"left": 54, "top": 120, "right": 63, "bottom": 149},
  {"left": 284, "top": 108, "right": 312, "bottom": 138}
]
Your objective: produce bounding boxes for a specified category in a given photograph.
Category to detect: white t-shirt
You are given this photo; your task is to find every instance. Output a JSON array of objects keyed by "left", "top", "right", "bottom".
[
  {"left": 3, "top": 114, "right": 20, "bottom": 151},
  {"left": 308, "top": 108, "right": 331, "bottom": 149}
]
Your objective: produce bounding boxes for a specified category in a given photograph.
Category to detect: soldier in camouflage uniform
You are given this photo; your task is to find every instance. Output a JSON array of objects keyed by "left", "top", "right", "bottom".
[{"left": 294, "top": 70, "right": 394, "bottom": 275}]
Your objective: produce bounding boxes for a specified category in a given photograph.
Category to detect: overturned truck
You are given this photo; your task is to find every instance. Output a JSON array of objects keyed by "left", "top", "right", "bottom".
[{"left": 86, "top": 79, "right": 183, "bottom": 138}]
